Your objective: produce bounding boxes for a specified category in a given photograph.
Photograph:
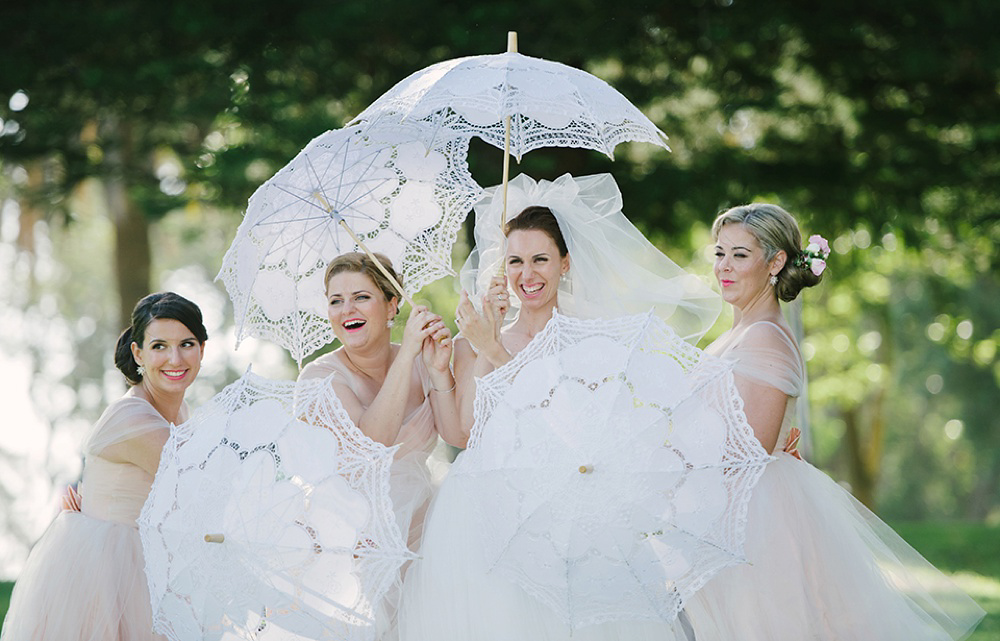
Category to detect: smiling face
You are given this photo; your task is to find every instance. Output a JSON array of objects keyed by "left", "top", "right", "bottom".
[
  {"left": 505, "top": 229, "right": 569, "bottom": 312},
  {"left": 131, "top": 318, "right": 204, "bottom": 398},
  {"left": 714, "top": 223, "right": 784, "bottom": 311},
  {"left": 326, "top": 270, "right": 397, "bottom": 348}
]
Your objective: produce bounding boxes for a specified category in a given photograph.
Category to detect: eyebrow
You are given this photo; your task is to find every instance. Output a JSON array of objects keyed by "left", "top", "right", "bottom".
[
  {"left": 716, "top": 244, "right": 753, "bottom": 252},
  {"left": 147, "top": 335, "right": 196, "bottom": 344},
  {"left": 328, "top": 289, "right": 373, "bottom": 297}
]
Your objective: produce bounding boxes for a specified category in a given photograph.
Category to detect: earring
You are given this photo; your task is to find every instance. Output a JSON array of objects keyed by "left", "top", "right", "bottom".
[
  {"left": 769, "top": 275, "right": 778, "bottom": 286},
  {"left": 387, "top": 319, "right": 394, "bottom": 329},
  {"left": 136, "top": 365, "right": 146, "bottom": 377}
]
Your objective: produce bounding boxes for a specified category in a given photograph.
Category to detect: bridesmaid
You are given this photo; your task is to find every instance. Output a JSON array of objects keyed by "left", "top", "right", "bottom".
[
  {"left": 1, "top": 292, "right": 207, "bottom": 641},
  {"left": 296, "top": 252, "right": 462, "bottom": 640},
  {"left": 685, "top": 203, "right": 985, "bottom": 640}
]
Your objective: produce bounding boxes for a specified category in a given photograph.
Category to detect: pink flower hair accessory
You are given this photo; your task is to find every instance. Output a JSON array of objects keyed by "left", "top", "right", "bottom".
[{"left": 794, "top": 234, "right": 831, "bottom": 276}]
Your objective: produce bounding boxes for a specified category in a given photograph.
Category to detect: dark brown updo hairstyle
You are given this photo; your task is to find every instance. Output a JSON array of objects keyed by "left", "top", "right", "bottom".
[
  {"left": 504, "top": 206, "right": 569, "bottom": 257},
  {"left": 323, "top": 252, "right": 402, "bottom": 316},
  {"left": 712, "top": 203, "right": 822, "bottom": 302},
  {"left": 114, "top": 292, "right": 208, "bottom": 386}
]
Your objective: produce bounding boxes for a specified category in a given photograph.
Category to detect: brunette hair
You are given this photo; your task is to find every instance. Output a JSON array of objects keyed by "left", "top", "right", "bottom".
[
  {"left": 504, "top": 206, "right": 569, "bottom": 257},
  {"left": 114, "top": 292, "right": 208, "bottom": 386},
  {"left": 712, "top": 203, "right": 821, "bottom": 302}
]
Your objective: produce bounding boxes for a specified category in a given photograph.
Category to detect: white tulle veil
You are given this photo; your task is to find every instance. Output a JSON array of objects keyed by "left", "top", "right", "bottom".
[{"left": 459, "top": 173, "right": 722, "bottom": 342}]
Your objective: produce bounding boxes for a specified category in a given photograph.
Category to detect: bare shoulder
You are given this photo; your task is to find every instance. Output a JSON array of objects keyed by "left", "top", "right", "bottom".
[{"left": 741, "top": 320, "right": 797, "bottom": 352}]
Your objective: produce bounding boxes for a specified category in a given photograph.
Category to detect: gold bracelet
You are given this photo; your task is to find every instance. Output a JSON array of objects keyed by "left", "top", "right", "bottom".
[{"left": 431, "top": 382, "right": 456, "bottom": 393}]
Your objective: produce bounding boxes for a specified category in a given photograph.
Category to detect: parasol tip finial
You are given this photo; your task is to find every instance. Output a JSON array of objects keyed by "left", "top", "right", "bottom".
[
  {"left": 204, "top": 533, "right": 225, "bottom": 544},
  {"left": 507, "top": 31, "right": 518, "bottom": 53},
  {"left": 578, "top": 464, "right": 593, "bottom": 474}
]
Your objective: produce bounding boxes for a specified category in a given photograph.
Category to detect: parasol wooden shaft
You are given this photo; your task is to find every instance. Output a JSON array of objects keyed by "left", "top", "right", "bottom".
[
  {"left": 311, "top": 191, "right": 415, "bottom": 308},
  {"left": 336, "top": 219, "right": 416, "bottom": 309},
  {"left": 498, "top": 31, "right": 518, "bottom": 277},
  {"left": 204, "top": 533, "right": 225, "bottom": 543}
]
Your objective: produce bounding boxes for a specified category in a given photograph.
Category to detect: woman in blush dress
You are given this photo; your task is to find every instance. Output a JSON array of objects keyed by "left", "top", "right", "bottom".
[
  {"left": 296, "top": 252, "right": 464, "bottom": 640},
  {"left": 684, "top": 203, "right": 985, "bottom": 641},
  {"left": 1, "top": 292, "right": 208, "bottom": 641},
  {"left": 397, "top": 173, "right": 722, "bottom": 641}
]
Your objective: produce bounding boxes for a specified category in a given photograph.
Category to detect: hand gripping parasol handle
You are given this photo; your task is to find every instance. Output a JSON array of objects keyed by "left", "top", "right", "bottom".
[
  {"left": 497, "top": 31, "right": 518, "bottom": 278},
  {"left": 204, "top": 533, "right": 225, "bottom": 543}
]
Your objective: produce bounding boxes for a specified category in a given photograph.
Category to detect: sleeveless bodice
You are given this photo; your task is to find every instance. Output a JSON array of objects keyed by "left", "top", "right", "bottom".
[
  {"left": 705, "top": 320, "right": 804, "bottom": 446},
  {"left": 77, "top": 392, "right": 175, "bottom": 526},
  {"left": 299, "top": 350, "right": 438, "bottom": 459},
  {"left": 80, "top": 457, "right": 155, "bottom": 526}
]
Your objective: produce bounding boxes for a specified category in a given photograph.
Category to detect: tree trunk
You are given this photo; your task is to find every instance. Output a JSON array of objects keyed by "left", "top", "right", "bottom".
[
  {"left": 966, "top": 450, "right": 1000, "bottom": 520},
  {"left": 841, "top": 405, "right": 874, "bottom": 509},
  {"left": 100, "top": 115, "right": 152, "bottom": 328}
]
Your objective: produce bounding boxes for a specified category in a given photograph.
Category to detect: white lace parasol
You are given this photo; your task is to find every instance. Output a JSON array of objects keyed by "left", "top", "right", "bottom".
[
  {"left": 350, "top": 51, "right": 669, "bottom": 161},
  {"left": 457, "top": 311, "right": 771, "bottom": 629},
  {"left": 139, "top": 369, "right": 413, "bottom": 641},
  {"left": 216, "top": 123, "right": 483, "bottom": 365}
]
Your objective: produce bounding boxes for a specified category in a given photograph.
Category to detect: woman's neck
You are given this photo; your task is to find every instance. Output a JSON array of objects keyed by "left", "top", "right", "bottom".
[
  {"left": 511, "top": 300, "right": 557, "bottom": 338},
  {"left": 340, "top": 340, "right": 394, "bottom": 382},
  {"left": 132, "top": 385, "right": 184, "bottom": 425},
  {"left": 732, "top": 288, "right": 783, "bottom": 329}
]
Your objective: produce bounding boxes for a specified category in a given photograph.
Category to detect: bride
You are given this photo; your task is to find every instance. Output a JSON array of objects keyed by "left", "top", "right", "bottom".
[{"left": 397, "top": 173, "right": 723, "bottom": 641}]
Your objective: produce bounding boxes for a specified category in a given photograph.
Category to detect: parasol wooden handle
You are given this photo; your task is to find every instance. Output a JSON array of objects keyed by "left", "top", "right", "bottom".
[
  {"left": 335, "top": 219, "right": 416, "bottom": 309},
  {"left": 498, "top": 31, "right": 518, "bottom": 277},
  {"left": 204, "top": 533, "right": 225, "bottom": 544},
  {"left": 310, "top": 190, "right": 415, "bottom": 309},
  {"left": 578, "top": 464, "right": 593, "bottom": 474}
]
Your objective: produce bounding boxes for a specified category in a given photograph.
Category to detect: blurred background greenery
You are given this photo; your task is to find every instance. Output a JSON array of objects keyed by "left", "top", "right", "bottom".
[{"left": 0, "top": 0, "right": 997, "bottom": 635}]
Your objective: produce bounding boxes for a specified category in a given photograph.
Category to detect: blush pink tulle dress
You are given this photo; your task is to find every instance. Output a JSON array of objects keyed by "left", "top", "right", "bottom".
[
  {"left": 1, "top": 391, "right": 185, "bottom": 641},
  {"left": 685, "top": 321, "right": 985, "bottom": 641},
  {"left": 298, "top": 350, "right": 442, "bottom": 641}
]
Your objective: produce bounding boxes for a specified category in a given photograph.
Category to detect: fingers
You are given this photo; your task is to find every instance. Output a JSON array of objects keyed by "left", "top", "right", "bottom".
[
  {"left": 430, "top": 324, "right": 452, "bottom": 343},
  {"left": 482, "top": 296, "right": 497, "bottom": 323},
  {"left": 456, "top": 290, "right": 476, "bottom": 317}
]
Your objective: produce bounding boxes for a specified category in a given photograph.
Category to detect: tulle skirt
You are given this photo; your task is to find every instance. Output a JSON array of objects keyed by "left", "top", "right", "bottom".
[
  {"left": 375, "top": 450, "right": 437, "bottom": 641},
  {"left": 397, "top": 452, "right": 692, "bottom": 641},
  {"left": 1, "top": 510, "right": 165, "bottom": 641},
  {"left": 685, "top": 452, "right": 986, "bottom": 641}
]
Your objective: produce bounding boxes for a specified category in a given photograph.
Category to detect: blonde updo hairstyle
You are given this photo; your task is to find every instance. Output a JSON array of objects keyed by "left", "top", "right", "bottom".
[
  {"left": 323, "top": 252, "right": 402, "bottom": 317},
  {"left": 712, "top": 203, "right": 822, "bottom": 302}
]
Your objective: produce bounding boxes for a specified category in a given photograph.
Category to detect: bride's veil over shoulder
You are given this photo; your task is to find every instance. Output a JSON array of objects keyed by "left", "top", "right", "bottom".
[{"left": 460, "top": 173, "right": 722, "bottom": 342}]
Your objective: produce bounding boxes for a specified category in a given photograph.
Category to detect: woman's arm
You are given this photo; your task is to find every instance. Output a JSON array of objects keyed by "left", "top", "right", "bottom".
[
  {"left": 733, "top": 375, "right": 788, "bottom": 454},
  {"left": 101, "top": 427, "right": 171, "bottom": 476},
  {"left": 453, "top": 285, "right": 512, "bottom": 439},
  {"left": 343, "top": 306, "right": 447, "bottom": 446},
  {"left": 420, "top": 318, "right": 466, "bottom": 448},
  {"left": 452, "top": 336, "right": 480, "bottom": 446},
  {"left": 730, "top": 322, "right": 801, "bottom": 454}
]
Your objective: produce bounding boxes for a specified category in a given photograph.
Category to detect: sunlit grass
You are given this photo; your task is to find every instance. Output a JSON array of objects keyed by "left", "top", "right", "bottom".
[{"left": 892, "top": 522, "right": 1000, "bottom": 640}]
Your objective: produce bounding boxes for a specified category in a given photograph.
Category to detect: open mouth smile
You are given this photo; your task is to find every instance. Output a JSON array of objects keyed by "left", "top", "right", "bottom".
[
  {"left": 520, "top": 283, "right": 544, "bottom": 297},
  {"left": 343, "top": 318, "right": 366, "bottom": 331}
]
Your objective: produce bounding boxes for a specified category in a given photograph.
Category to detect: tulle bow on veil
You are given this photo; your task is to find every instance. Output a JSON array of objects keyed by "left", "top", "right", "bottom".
[{"left": 459, "top": 173, "right": 722, "bottom": 342}]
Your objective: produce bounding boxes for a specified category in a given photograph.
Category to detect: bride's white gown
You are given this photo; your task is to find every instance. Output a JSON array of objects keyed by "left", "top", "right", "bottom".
[
  {"left": 685, "top": 321, "right": 985, "bottom": 641},
  {"left": 397, "top": 313, "right": 716, "bottom": 641},
  {"left": 397, "top": 461, "right": 692, "bottom": 641}
]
